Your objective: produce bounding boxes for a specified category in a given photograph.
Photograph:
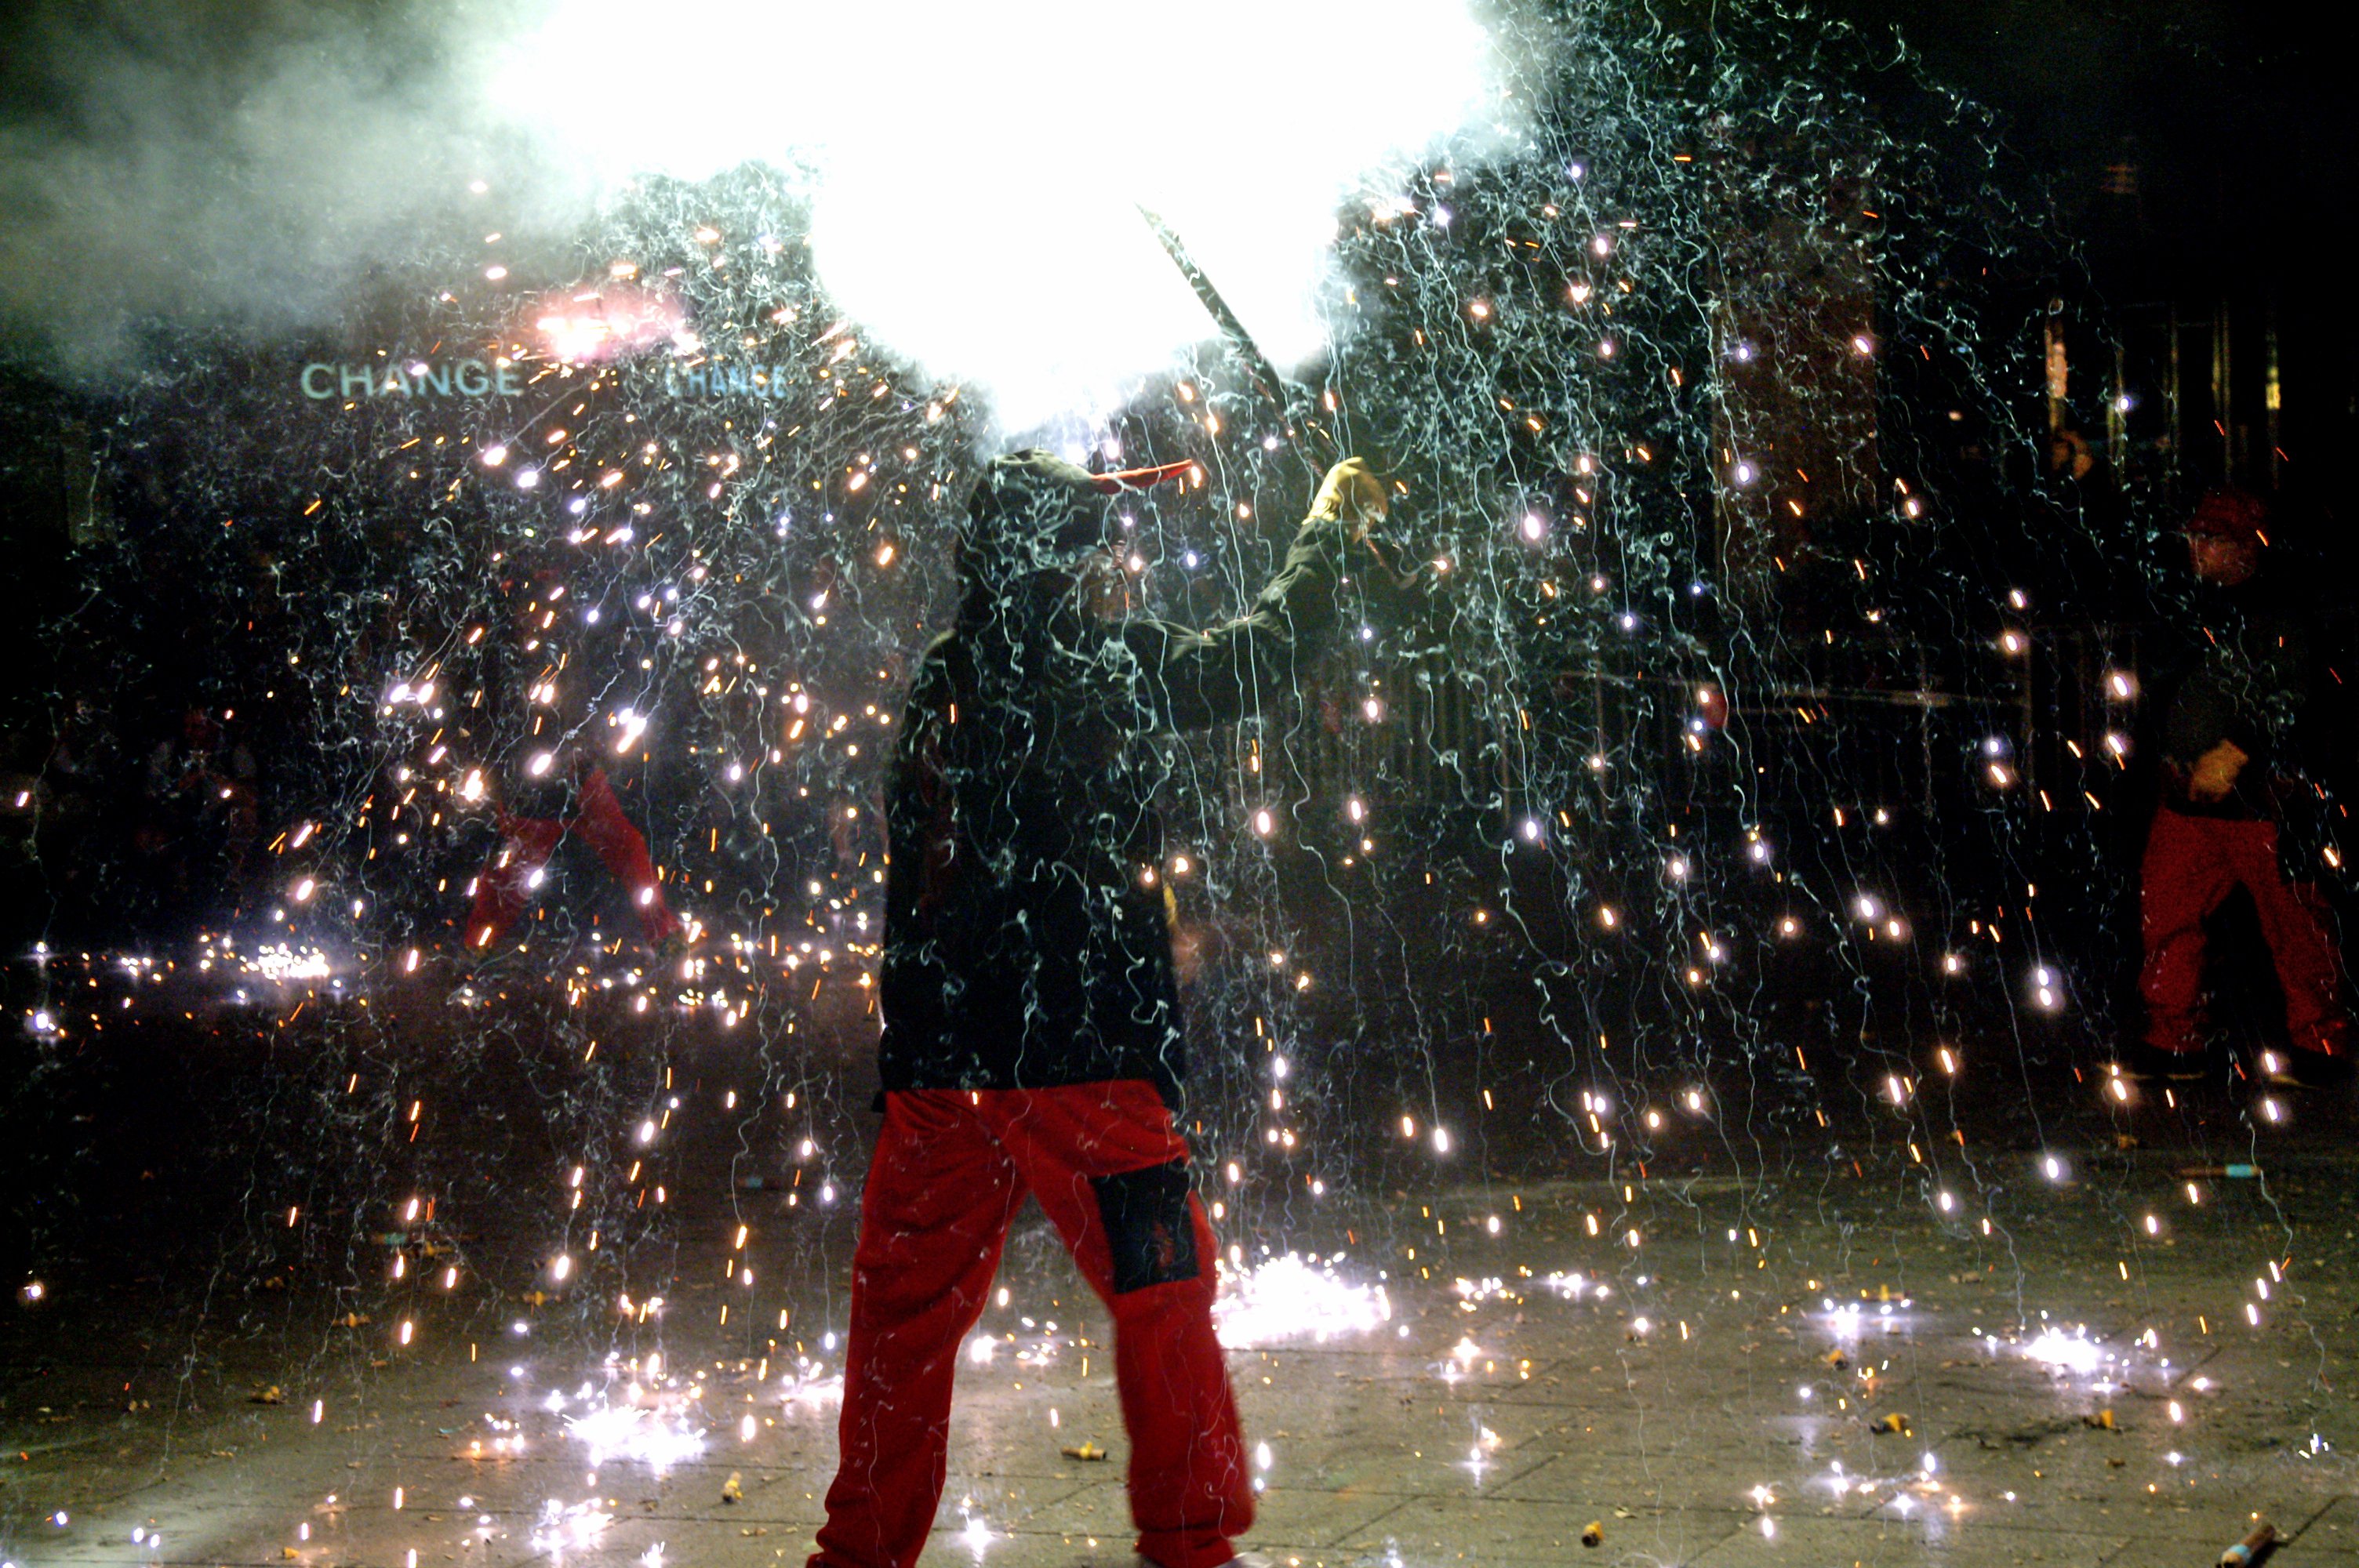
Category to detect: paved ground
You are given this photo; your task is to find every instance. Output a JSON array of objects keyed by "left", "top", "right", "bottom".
[{"left": 7, "top": 1129, "right": 2358, "bottom": 1568}]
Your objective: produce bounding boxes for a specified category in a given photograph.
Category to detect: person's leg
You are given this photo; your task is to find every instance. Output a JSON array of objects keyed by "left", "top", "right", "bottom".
[
  {"left": 2139, "top": 808, "right": 2235, "bottom": 1055},
  {"left": 988, "top": 1083, "right": 1251, "bottom": 1568},
  {"left": 812, "top": 1091, "right": 1023, "bottom": 1568},
  {"left": 569, "top": 766, "right": 682, "bottom": 944},
  {"left": 464, "top": 811, "right": 565, "bottom": 949},
  {"left": 2222, "top": 818, "right": 2352, "bottom": 1057}
]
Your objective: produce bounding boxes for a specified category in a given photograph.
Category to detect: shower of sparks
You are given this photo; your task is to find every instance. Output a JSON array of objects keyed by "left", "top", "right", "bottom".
[
  {"left": 1214, "top": 1253, "right": 1392, "bottom": 1347},
  {"left": 529, "top": 1499, "right": 614, "bottom": 1557},
  {"left": 0, "top": 2, "right": 2320, "bottom": 1563},
  {"left": 562, "top": 1403, "right": 707, "bottom": 1472},
  {"left": 2019, "top": 1329, "right": 2109, "bottom": 1377}
]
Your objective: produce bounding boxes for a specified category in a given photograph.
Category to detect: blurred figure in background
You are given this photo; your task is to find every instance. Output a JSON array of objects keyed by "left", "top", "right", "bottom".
[
  {"left": 2132, "top": 487, "right": 2354, "bottom": 1086},
  {"left": 460, "top": 572, "right": 683, "bottom": 963},
  {"left": 139, "top": 705, "right": 259, "bottom": 920},
  {"left": 463, "top": 750, "right": 682, "bottom": 957}
]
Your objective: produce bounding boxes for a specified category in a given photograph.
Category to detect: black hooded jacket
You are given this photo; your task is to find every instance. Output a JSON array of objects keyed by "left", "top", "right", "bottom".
[
  {"left": 876, "top": 451, "right": 1354, "bottom": 1104},
  {"left": 2153, "top": 563, "right": 2353, "bottom": 818}
]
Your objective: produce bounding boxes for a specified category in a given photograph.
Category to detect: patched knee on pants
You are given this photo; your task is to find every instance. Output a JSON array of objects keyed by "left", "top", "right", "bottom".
[{"left": 1090, "top": 1160, "right": 1198, "bottom": 1294}]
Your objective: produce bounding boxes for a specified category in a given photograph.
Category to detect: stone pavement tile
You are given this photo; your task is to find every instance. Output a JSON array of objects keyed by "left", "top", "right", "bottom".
[
  {"left": 67, "top": 1453, "right": 834, "bottom": 1568},
  {"left": 39, "top": 1507, "right": 289, "bottom": 1568},
  {"left": 736, "top": 1465, "right": 1093, "bottom": 1538},
  {"left": 927, "top": 1476, "right": 1101, "bottom": 1534},
  {"left": 1686, "top": 1513, "right": 2126, "bottom": 1566},
  {"left": 1333, "top": 1492, "right": 1748, "bottom": 1563},
  {"left": 1499, "top": 1414, "right": 2326, "bottom": 1535},
  {"left": 41, "top": 1453, "right": 602, "bottom": 1568},
  {"left": 688, "top": 1470, "right": 834, "bottom": 1525},
  {"left": 1248, "top": 1399, "right": 1577, "bottom": 1492},
  {"left": 907, "top": 1527, "right": 1370, "bottom": 1568},
  {"left": 765, "top": 1510, "right": 1383, "bottom": 1568},
  {"left": 1695, "top": 1411, "right": 1950, "bottom": 1498},
  {"left": 1484, "top": 1365, "right": 1771, "bottom": 1414},
  {"left": 413, "top": 1511, "right": 815, "bottom": 1568},
  {"left": 1480, "top": 1354, "right": 1908, "bottom": 1414},
  {"left": 1251, "top": 1486, "right": 1429, "bottom": 1548},
  {"left": 2085, "top": 1493, "right": 2349, "bottom": 1566},
  {"left": 326, "top": 1455, "right": 820, "bottom": 1523},
  {"left": 1914, "top": 1401, "right": 2161, "bottom": 1454},
  {"left": 366, "top": 1495, "right": 1042, "bottom": 1568},
  {"left": 935, "top": 1396, "right": 1132, "bottom": 1481},
  {"left": 2294, "top": 1497, "right": 2359, "bottom": 1550},
  {"left": 1237, "top": 1356, "right": 1598, "bottom": 1418},
  {"left": 1928, "top": 1435, "right": 2353, "bottom": 1544},
  {"left": 282, "top": 1501, "right": 551, "bottom": 1568},
  {"left": 1488, "top": 1452, "right": 1820, "bottom": 1513},
  {"left": 908, "top": 1530, "right": 1125, "bottom": 1568},
  {"left": 918, "top": 1509, "right": 1391, "bottom": 1568},
  {"left": 736, "top": 1471, "right": 839, "bottom": 1518},
  {"left": 1234, "top": 1350, "right": 1556, "bottom": 1407},
  {"left": 100, "top": 1497, "right": 551, "bottom": 1568},
  {"left": 983, "top": 1479, "right": 1406, "bottom": 1549},
  {"left": 1255, "top": 1348, "right": 1934, "bottom": 1480},
  {"left": 1263, "top": 1348, "right": 1818, "bottom": 1443},
  {"left": 1549, "top": 1402, "right": 1819, "bottom": 1463},
  {"left": 175, "top": 1438, "right": 722, "bottom": 1507}
]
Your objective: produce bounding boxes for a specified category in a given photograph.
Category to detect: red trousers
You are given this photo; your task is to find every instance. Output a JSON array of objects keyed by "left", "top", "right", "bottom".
[
  {"left": 2139, "top": 805, "right": 2349, "bottom": 1055},
  {"left": 464, "top": 766, "right": 681, "bottom": 948},
  {"left": 811, "top": 1083, "right": 1250, "bottom": 1568}
]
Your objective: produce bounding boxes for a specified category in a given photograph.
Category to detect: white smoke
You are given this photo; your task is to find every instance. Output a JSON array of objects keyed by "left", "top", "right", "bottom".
[
  {"left": 491, "top": 0, "right": 1511, "bottom": 425},
  {"left": 1, "top": 0, "right": 1513, "bottom": 426},
  {"left": 0, "top": 2, "right": 552, "bottom": 374}
]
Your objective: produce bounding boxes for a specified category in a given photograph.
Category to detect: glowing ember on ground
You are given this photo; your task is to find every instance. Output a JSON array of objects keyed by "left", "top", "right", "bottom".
[
  {"left": 562, "top": 1403, "right": 706, "bottom": 1472},
  {"left": 2020, "top": 1329, "right": 2110, "bottom": 1375},
  {"left": 1214, "top": 1252, "right": 1390, "bottom": 1347}
]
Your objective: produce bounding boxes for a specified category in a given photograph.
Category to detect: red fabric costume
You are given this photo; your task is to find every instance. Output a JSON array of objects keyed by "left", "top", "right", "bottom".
[
  {"left": 812, "top": 1084, "right": 1249, "bottom": 1568},
  {"left": 464, "top": 764, "right": 681, "bottom": 949},
  {"left": 2139, "top": 807, "right": 2347, "bottom": 1056}
]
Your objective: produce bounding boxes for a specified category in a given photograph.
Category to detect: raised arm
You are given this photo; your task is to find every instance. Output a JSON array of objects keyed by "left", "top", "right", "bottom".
[{"left": 1122, "top": 458, "right": 1388, "bottom": 731}]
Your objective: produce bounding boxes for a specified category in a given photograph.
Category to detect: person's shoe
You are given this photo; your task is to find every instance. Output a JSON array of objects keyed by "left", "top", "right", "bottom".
[
  {"left": 2255, "top": 1047, "right": 2354, "bottom": 1090},
  {"left": 2123, "top": 1042, "right": 2205, "bottom": 1083}
]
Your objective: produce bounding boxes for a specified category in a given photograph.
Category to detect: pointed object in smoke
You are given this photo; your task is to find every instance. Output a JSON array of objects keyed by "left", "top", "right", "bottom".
[
  {"left": 1134, "top": 204, "right": 1339, "bottom": 466},
  {"left": 1135, "top": 205, "right": 1425, "bottom": 594}
]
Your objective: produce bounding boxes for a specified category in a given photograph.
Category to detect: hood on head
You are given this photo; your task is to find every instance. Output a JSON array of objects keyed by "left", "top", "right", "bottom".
[
  {"left": 962, "top": 450, "right": 1110, "bottom": 575},
  {"left": 961, "top": 450, "right": 1198, "bottom": 578}
]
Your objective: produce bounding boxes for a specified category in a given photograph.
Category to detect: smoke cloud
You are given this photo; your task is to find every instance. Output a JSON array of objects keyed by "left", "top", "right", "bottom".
[
  {"left": 0, "top": 0, "right": 1510, "bottom": 426},
  {"left": 0, "top": 2, "right": 541, "bottom": 376}
]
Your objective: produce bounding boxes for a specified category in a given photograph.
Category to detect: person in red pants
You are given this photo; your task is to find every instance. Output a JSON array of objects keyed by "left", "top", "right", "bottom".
[
  {"left": 464, "top": 753, "right": 682, "bottom": 955},
  {"left": 2132, "top": 488, "right": 2353, "bottom": 1084},
  {"left": 809, "top": 450, "right": 1387, "bottom": 1568},
  {"left": 456, "top": 568, "right": 685, "bottom": 963}
]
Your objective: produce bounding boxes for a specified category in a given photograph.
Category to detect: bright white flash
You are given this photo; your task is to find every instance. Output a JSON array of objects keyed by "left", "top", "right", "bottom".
[
  {"left": 495, "top": 0, "right": 1506, "bottom": 429},
  {"left": 564, "top": 1403, "right": 706, "bottom": 1472},
  {"left": 2023, "top": 1330, "right": 2105, "bottom": 1374},
  {"left": 1213, "top": 1252, "right": 1391, "bottom": 1347}
]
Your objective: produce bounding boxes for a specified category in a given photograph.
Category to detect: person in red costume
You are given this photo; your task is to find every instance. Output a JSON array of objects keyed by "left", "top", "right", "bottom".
[
  {"left": 460, "top": 572, "right": 684, "bottom": 961},
  {"left": 2130, "top": 487, "right": 2353, "bottom": 1086},
  {"left": 807, "top": 449, "right": 1387, "bottom": 1568},
  {"left": 463, "top": 751, "right": 682, "bottom": 955}
]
